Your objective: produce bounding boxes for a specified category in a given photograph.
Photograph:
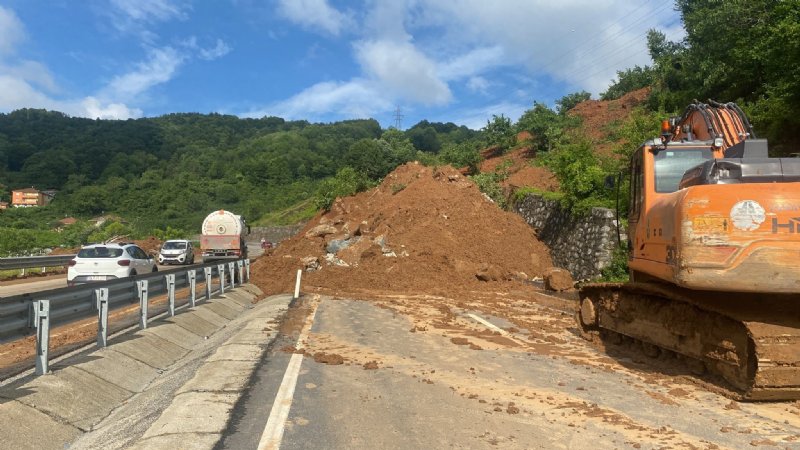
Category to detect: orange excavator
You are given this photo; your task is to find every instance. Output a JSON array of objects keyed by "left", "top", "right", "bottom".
[{"left": 578, "top": 101, "right": 800, "bottom": 400}]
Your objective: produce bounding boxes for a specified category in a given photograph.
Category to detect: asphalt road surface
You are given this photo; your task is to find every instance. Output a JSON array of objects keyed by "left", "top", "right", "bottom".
[{"left": 218, "top": 294, "right": 800, "bottom": 449}]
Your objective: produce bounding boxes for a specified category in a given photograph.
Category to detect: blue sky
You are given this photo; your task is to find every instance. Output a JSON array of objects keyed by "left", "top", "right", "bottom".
[{"left": 0, "top": 0, "right": 683, "bottom": 129}]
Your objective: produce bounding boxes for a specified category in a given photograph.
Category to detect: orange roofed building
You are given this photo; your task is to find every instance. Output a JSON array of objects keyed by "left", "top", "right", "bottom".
[{"left": 11, "top": 187, "right": 54, "bottom": 207}]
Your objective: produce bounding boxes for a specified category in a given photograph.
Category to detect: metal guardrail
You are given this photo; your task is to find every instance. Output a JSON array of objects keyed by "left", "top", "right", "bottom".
[
  {"left": 0, "top": 255, "right": 77, "bottom": 270},
  {"left": 0, "top": 259, "right": 251, "bottom": 343}
]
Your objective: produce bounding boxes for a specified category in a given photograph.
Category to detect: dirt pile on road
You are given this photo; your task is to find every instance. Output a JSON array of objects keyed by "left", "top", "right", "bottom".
[{"left": 250, "top": 162, "right": 552, "bottom": 297}]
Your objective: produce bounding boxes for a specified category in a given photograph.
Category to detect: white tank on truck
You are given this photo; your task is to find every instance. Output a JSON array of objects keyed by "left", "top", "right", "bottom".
[{"left": 200, "top": 210, "right": 250, "bottom": 263}]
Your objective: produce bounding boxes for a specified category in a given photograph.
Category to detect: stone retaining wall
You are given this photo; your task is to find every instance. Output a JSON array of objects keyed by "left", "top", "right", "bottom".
[{"left": 514, "top": 194, "right": 624, "bottom": 280}]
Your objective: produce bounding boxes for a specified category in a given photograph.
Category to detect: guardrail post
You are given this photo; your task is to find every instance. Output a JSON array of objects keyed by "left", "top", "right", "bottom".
[
  {"left": 188, "top": 269, "right": 197, "bottom": 308},
  {"left": 294, "top": 269, "right": 302, "bottom": 300},
  {"left": 237, "top": 260, "right": 244, "bottom": 285},
  {"left": 34, "top": 300, "right": 50, "bottom": 375},
  {"left": 138, "top": 280, "right": 149, "bottom": 329},
  {"left": 244, "top": 259, "right": 250, "bottom": 282},
  {"left": 203, "top": 267, "right": 212, "bottom": 301},
  {"left": 166, "top": 274, "right": 176, "bottom": 317},
  {"left": 96, "top": 288, "right": 109, "bottom": 347},
  {"left": 218, "top": 264, "right": 226, "bottom": 295},
  {"left": 228, "top": 262, "right": 235, "bottom": 288}
]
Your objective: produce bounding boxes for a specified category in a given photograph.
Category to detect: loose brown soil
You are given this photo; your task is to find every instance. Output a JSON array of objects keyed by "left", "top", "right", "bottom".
[{"left": 250, "top": 162, "right": 553, "bottom": 299}]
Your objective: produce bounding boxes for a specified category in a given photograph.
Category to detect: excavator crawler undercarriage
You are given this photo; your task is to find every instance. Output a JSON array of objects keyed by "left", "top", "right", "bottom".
[{"left": 579, "top": 282, "right": 800, "bottom": 401}]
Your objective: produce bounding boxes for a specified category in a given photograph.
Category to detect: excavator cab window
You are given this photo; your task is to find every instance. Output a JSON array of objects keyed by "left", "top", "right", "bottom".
[{"left": 653, "top": 148, "right": 712, "bottom": 193}]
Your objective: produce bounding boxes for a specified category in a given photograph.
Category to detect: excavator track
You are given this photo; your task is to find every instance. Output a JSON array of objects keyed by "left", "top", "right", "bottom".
[{"left": 578, "top": 282, "right": 800, "bottom": 400}]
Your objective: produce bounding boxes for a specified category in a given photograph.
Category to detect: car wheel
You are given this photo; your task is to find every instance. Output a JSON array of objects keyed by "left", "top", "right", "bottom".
[{"left": 129, "top": 270, "right": 137, "bottom": 276}]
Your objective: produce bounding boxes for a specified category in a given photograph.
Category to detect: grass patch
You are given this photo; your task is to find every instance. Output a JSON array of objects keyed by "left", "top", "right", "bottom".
[{"left": 255, "top": 199, "right": 318, "bottom": 226}]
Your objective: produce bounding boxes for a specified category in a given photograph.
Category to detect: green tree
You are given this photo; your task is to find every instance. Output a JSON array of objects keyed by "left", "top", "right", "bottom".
[
  {"left": 440, "top": 142, "right": 481, "bottom": 174},
  {"left": 516, "top": 103, "right": 579, "bottom": 153},
  {"left": 482, "top": 114, "right": 514, "bottom": 150},
  {"left": 556, "top": 91, "right": 591, "bottom": 114},
  {"left": 601, "top": 66, "right": 655, "bottom": 100}
]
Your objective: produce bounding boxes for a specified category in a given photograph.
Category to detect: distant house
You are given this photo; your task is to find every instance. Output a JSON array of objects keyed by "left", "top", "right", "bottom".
[
  {"left": 11, "top": 187, "right": 56, "bottom": 207},
  {"left": 0, "top": 201, "right": 8, "bottom": 210}
]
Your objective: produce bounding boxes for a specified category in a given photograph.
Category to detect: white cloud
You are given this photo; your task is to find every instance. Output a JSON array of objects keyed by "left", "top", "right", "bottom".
[
  {"left": 466, "top": 76, "right": 489, "bottom": 94},
  {"left": 0, "top": 76, "right": 55, "bottom": 111},
  {"left": 0, "top": 61, "right": 58, "bottom": 92},
  {"left": 438, "top": 46, "right": 506, "bottom": 81},
  {"left": 105, "top": 46, "right": 185, "bottom": 100},
  {"left": 246, "top": 79, "right": 392, "bottom": 120},
  {"left": 413, "top": 0, "right": 678, "bottom": 95},
  {"left": 0, "top": 7, "right": 165, "bottom": 120},
  {"left": 355, "top": 40, "right": 451, "bottom": 105},
  {"left": 0, "top": 6, "right": 25, "bottom": 55},
  {"left": 81, "top": 97, "right": 142, "bottom": 119},
  {"left": 276, "top": 0, "right": 354, "bottom": 36},
  {"left": 106, "top": 0, "right": 189, "bottom": 43},
  {"left": 110, "top": 0, "right": 188, "bottom": 24},
  {"left": 0, "top": 76, "right": 141, "bottom": 119},
  {"left": 198, "top": 39, "right": 231, "bottom": 61}
]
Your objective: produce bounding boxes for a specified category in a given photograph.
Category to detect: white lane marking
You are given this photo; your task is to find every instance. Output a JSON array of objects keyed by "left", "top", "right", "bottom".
[
  {"left": 467, "top": 313, "right": 509, "bottom": 336},
  {"left": 257, "top": 298, "right": 319, "bottom": 450}
]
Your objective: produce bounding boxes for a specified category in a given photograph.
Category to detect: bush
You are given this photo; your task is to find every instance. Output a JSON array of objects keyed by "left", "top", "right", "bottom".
[
  {"left": 314, "top": 167, "right": 374, "bottom": 211},
  {"left": 598, "top": 245, "right": 630, "bottom": 282},
  {"left": 470, "top": 172, "right": 507, "bottom": 209},
  {"left": 536, "top": 138, "right": 615, "bottom": 213}
]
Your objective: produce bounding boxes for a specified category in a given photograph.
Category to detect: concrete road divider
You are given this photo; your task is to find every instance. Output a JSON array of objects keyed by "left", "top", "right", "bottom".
[{"left": 0, "top": 284, "right": 291, "bottom": 450}]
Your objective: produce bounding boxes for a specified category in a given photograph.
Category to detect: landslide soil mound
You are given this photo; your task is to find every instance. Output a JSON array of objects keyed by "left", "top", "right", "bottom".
[{"left": 250, "top": 162, "right": 552, "bottom": 298}]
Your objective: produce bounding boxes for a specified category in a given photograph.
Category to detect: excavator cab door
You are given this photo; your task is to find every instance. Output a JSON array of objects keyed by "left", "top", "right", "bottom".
[{"left": 627, "top": 147, "right": 645, "bottom": 256}]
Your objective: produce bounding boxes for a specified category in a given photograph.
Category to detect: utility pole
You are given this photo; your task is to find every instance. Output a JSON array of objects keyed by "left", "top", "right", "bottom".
[{"left": 393, "top": 106, "right": 404, "bottom": 130}]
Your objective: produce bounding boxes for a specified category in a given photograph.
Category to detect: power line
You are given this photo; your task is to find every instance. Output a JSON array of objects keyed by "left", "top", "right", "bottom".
[{"left": 538, "top": 1, "right": 673, "bottom": 75}]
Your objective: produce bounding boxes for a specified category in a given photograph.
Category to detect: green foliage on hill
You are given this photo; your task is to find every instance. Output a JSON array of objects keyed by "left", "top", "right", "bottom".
[{"left": 604, "top": 0, "right": 800, "bottom": 153}]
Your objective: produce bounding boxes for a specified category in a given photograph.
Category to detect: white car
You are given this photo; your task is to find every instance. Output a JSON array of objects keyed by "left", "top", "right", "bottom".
[
  {"left": 67, "top": 243, "right": 157, "bottom": 286},
  {"left": 158, "top": 239, "right": 195, "bottom": 265}
]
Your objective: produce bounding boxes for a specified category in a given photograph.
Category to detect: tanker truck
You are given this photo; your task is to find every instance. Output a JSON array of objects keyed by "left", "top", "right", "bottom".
[{"left": 200, "top": 210, "right": 250, "bottom": 263}]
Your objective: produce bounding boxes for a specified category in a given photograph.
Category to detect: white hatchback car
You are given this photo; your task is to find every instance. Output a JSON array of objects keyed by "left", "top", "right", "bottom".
[{"left": 67, "top": 243, "right": 158, "bottom": 286}]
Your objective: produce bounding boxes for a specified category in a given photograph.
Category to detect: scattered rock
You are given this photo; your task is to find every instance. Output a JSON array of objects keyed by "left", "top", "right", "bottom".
[
  {"left": 363, "top": 361, "right": 379, "bottom": 370},
  {"left": 305, "top": 224, "right": 338, "bottom": 238},
  {"left": 543, "top": 267, "right": 574, "bottom": 291},
  {"left": 301, "top": 256, "right": 320, "bottom": 271},
  {"left": 451, "top": 337, "right": 471, "bottom": 345},
  {"left": 476, "top": 263, "right": 503, "bottom": 282},
  {"left": 313, "top": 352, "right": 344, "bottom": 365},
  {"left": 724, "top": 400, "right": 741, "bottom": 411},
  {"left": 326, "top": 238, "right": 355, "bottom": 254},
  {"left": 324, "top": 253, "right": 349, "bottom": 267}
]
